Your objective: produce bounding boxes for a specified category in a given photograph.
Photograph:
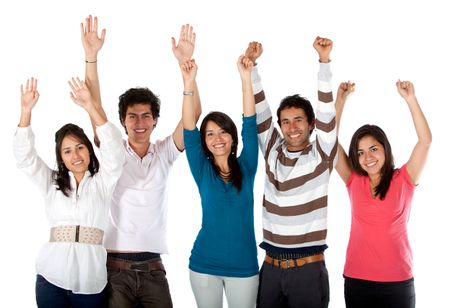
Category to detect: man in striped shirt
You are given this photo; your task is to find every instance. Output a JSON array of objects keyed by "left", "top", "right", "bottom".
[{"left": 247, "top": 37, "right": 336, "bottom": 307}]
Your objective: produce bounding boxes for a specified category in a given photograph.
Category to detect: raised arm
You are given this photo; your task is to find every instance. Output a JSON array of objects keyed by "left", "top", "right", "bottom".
[
  {"left": 312, "top": 36, "right": 336, "bottom": 160},
  {"left": 80, "top": 15, "right": 107, "bottom": 144},
  {"left": 237, "top": 55, "right": 255, "bottom": 116},
  {"left": 171, "top": 24, "right": 201, "bottom": 150},
  {"left": 335, "top": 81, "right": 355, "bottom": 183},
  {"left": 68, "top": 77, "right": 107, "bottom": 127},
  {"left": 180, "top": 60, "right": 198, "bottom": 131},
  {"left": 396, "top": 80, "right": 432, "bottom": 184},
  {"left": 19, "top": 77, "right": 40, "bottom": 127}
]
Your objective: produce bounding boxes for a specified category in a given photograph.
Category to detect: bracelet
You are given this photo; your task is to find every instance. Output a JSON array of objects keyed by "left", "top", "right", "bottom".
[
  {"left": 183, "top": 91, "right": 194, "bottom": 96},
  {"left": 85, "top": 59, "right": 97, "bottom": 63}
]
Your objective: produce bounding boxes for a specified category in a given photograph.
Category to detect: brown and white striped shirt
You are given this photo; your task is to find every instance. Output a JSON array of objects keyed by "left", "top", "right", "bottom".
[{"left": 251, "top": 63, "right": 337, "bottom": 252}]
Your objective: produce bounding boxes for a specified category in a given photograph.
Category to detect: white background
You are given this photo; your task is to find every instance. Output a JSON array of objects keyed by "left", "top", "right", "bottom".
[{"left": 1, "top": 0, "right": 448, "bottom": 307}]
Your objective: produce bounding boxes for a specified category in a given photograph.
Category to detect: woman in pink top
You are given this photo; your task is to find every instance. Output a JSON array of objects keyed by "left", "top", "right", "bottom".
[{"left": 335, "top": 80, "right": 432, "bottom": 308}]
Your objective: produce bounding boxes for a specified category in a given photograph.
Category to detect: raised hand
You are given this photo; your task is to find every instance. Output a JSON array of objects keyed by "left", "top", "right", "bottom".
[
  {"left": 172, "top": 24, "right": 196, "bottom": 64},
  {"left": 20, "top": 77, "right": 40, "bottom": 112},
  {"left": 337, "top": 81, "right": 355, "bottom": 102},
  {"left": 313, "top": 36, "right": 333, "bottom": 63},
  {"left": 68, "top": 77, "right": 94, "bottom": 110},
  {"left": 180, "top": 59, "right": 198, "bottom": 82},
  {"left": 396, "top": 80, "right": 415, "bottom": 100},
  {"left": 244, "top": 41, "right": 263, "bottom": 65},
  {"left": 81, "top": 15, "right": 106, "bottom": 62},
  {"left": 237, "top": 55, "right": 254, "bottom": 78}
]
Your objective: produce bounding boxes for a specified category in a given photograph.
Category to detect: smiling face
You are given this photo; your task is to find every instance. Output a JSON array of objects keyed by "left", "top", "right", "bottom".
[
  {"left": 279, "top": 107, "right": 314, "bottom": 151},
  {"left": 60, "top": 134, "right": 90, "bottom": 182},
  {"left": 123, "top": 103, "right": 157, "bottom": 146},
  {"left": 204, "top": 120, "right": 233, "bottom": 159},
  {"left": 357, "top": 135, "right": 386, "bottom": 178}
]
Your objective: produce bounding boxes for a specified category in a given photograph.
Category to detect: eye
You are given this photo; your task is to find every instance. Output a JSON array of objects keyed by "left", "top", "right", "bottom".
[
  {"left": 63, "top": 150, "right": 71, "bottom": 155},
  {"left": 357, "top": 151, "right": 363, "bottom": 156},
  {"left": 77, "top": 145, "right": 85, "bottom": 151},
  {"left": 128, "top": 115, "right": 135, "bottom": 119},
  {"left": 370, "top": 147, "right": 377, "bottom": 152},
  {"left": 206, "top": 132, "right": 213, "bottom": 137},
  {"left": 144, "top": 114, "right": 152, "bottom": 119}
]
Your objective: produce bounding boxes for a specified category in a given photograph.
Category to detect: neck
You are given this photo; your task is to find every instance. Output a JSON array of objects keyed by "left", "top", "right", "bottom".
[
  {"left": 368, "top": 173, "right": 381, "bottom": 185},
  {"left": 213, "top": 156, "right": 229, "bottom": 173},
  {"left": 129, "top": 140, "right": 150, "bottom": 159}
]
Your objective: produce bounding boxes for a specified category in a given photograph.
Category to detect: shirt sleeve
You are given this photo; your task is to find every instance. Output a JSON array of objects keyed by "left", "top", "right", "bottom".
[
  {"left": 251, "top": 66, "right": 282, "bottom": 157},
  {"left": 96, "top": 121, "right": 125, "bottom": 193},
  {"left": 13, "top": 126, "right": 53, "bottom": 196},
  {"left": 239, "top": 114, "right": 258, "bottom": 175},
  {"left": 183, "top": 128, "right": 207, "bottom": 186},
  {"left": 316, "top": 63, "right": 337, "bottom": 165}
]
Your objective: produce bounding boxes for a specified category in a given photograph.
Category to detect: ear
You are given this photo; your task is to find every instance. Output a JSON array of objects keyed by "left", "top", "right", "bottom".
[
  {"left": 309, "top": 119, "right": 316, "bottom": 131},
  {"left": 153, "top": 118, "right": 158, "bottom": 128}
]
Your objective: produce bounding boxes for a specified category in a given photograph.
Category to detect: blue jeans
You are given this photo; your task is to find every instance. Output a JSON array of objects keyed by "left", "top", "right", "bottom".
[{"left": 35, "top": 274, "right": 106, "bottom": 308}]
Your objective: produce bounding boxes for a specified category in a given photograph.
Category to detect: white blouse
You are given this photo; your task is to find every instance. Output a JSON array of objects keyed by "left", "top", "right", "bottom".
[{"left": 13, "top": 122, "right": 125, "bottom": 294}]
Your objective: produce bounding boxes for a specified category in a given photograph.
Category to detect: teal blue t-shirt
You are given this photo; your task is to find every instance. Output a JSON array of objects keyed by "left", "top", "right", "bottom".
[{"left": 183, "top": 114, "right": 259, "bottom": 277}]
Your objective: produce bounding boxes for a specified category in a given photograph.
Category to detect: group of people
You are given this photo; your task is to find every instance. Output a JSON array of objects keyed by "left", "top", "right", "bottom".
[{"left": 13, "top": 15, "right": 431, "bottom": 308}]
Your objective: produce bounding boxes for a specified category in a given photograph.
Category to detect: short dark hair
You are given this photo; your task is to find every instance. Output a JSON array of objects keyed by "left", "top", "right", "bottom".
[
  {"left": 118, "top": 87, "right": 160, "bottom": 129},
  {"left": 348, "top": 124, "right": 395, "bottom": 200},
  {"left": 276, "top": 94, "right": 315, "bottom": 134},
  {"left": 199, "top": 111, "right": 243, "bottom": 192},
  {"left": 52, "top": 123, "right": 99, "bottom": 197}
]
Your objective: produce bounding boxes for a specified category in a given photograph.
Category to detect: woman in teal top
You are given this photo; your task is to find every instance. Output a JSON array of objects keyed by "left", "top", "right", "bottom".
[{"left": 180, "top": 54, "right": 258, "bottom": 308}]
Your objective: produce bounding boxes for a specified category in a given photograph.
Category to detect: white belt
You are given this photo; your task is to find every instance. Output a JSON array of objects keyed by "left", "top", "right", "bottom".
[{"left": 49, "top": 225, "right": 103, "bottom": 245}]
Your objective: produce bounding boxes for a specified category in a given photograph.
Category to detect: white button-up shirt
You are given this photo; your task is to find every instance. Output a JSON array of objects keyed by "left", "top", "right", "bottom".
[
  {"left": 13, "top": 122, "right": 125, "bottom": 294},
  {"left": 104, "top": 135, "right": 180, "bottom": 253}
]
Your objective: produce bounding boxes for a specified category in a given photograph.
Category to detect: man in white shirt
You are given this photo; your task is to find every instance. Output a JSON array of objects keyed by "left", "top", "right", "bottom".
[{"left": 81, "top": 16, "right": 200, "bottom": 307}]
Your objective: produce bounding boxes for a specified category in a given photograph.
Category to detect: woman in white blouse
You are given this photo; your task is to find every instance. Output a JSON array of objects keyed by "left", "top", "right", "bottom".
[{"left": 14, "top": 77, "right": 125, "bottom": 307}]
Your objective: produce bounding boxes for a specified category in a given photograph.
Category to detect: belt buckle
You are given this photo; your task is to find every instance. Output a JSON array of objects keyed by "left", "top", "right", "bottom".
[
  {"left": 130, "top": 262, "right": 149, "bottom": 272},
  {"left": 280, "top": 259, "right": 290, "bottom": 269}
]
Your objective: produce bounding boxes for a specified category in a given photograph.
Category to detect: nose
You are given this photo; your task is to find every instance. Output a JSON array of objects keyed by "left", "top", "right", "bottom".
[
  {"left": 73, "top": 149, "right": 81, "bottom": 159},
  {"left": 289, "top": 122, "right": 297, "bottom": 131}
]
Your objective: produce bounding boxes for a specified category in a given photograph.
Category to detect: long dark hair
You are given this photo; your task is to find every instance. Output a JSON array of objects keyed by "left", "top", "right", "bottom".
[
  {"left": 199, "top": 112, "right": 243, "bottom": 192},
  {"left": 52, "top": 123, "right": 100, "bottom": 197},
  {"left": 348, "top": 124, "right": 395, "bottom": 200}
]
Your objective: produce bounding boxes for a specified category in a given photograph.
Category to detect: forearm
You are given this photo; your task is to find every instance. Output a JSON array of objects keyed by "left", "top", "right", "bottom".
[
  {"left": 86, "top": 104, "right": 107, "bottom": 127},
  {"left": 193, "top": 80, "right": 202, "bottom": 122},
  {"left": 182, "top": 79, "right": 197, "bottom": 130},
  {"left": 19, "top": 110, "right": 32, "bottom": 127},
  {"left": 241, "top": 75, "right": 255, "bottom": 116},
  {"left": 406, "top": 96, "right": 432, "bottom": 145}
]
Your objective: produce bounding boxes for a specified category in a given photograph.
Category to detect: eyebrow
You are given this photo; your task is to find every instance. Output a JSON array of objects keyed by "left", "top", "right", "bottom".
[
  {"left": 127, "top": 112, "right": 152, "bottom": 116},
  {"left": 358, "top": 145, "right": 378, "bottom": 152},
  {"left": 62, "top": 143, "right": 83, "bottom": 151},
  {"left": 282, "top": 116, "right": 304, "bottom": 121}
]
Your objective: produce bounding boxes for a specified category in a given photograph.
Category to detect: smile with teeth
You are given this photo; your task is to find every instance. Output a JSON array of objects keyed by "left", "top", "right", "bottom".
[
  {"left": 365, "top": 161, "right": 377, "bottom": 167},
  {"left": 134, "top": 129, "right": 147, "bottom": 133},
  {"left": 72, "top": 160, "right": 84, "bottom": 166},
  {"left": 213, "top": 143, "right": 226, "bottom": 149}
]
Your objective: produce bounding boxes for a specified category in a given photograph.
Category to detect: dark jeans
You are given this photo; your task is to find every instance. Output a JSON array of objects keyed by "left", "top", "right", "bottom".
[
  {"left": 107, "top": 264, "right": 172, "bottom": 308},
  {"left": 257, "top": 260, "right": 329, "bottom": 308},
  {"left": 344, "top": 276, "right": 415, "bottom": 308},
  {"left": 35, "top": 274, "right": 106, "bottom": 308}
]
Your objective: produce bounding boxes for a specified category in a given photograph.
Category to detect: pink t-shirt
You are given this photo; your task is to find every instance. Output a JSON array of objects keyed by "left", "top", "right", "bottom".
[{"left": 344, "top": 165, "right": 415, "bottom": 282}]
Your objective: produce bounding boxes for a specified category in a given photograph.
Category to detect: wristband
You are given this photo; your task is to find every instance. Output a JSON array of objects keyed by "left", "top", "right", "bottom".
[{"left": 183, "top": 91, "right": 194, "bottom": 96}]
